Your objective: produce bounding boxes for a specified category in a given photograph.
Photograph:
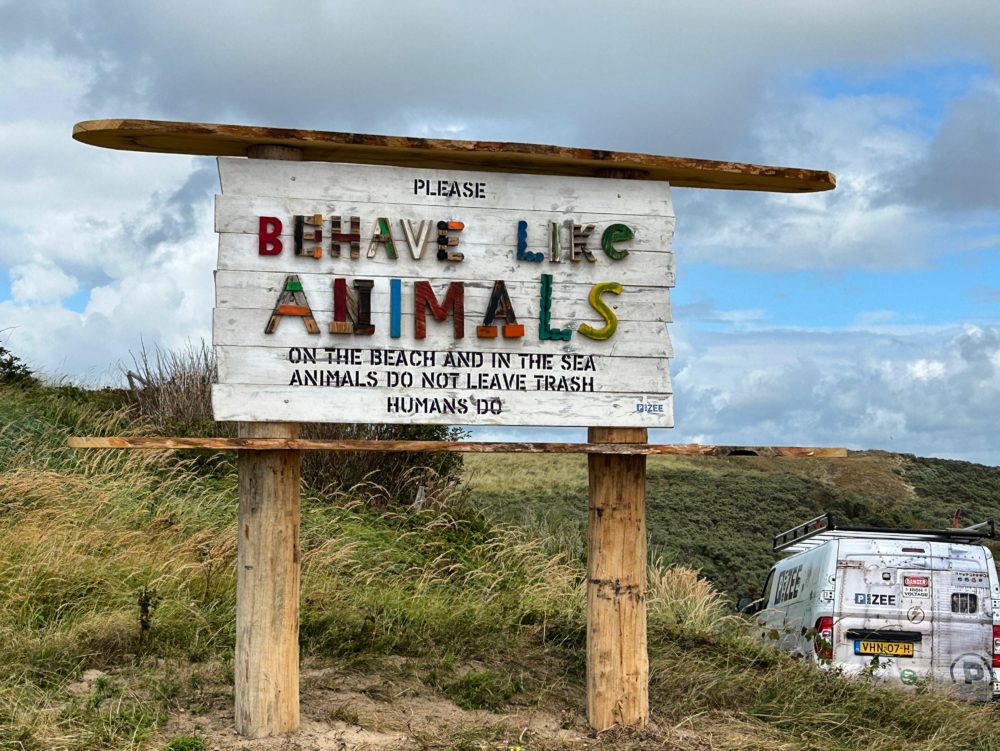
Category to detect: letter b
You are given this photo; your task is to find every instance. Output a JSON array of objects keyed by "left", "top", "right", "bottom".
[{"left": 259, "top": 217, "right": 283, "bottom": 255}]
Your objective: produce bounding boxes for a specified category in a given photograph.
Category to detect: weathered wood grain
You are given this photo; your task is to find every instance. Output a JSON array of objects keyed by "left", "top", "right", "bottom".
[
  {"left": 73, "top": 119, "right": 836, "bottom": 192},
  {"left": 66, "top": 436, "right": 849, "bottom": 457},
  {"left": 234, "top": 143, "right": 301, "bottom": 741},
  {"left": 587, "top": 427, "right": 648, "bottom": 730},
  {"left": 219, "top": 158, "right": 676, "bottom": 214},
  {"left": 235, "top": 421, "right": 300, "bottom": 738},
  {"left": 213, "top": 147, "right": 673, "bottom": 427}
]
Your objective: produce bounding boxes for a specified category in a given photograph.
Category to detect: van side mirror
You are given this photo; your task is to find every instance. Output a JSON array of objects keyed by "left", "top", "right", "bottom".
[{"left": 737, "top": 596, "right": 755, "bottom": 614}]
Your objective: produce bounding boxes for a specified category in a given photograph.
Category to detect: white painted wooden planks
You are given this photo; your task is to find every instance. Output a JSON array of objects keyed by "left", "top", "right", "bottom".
[
  {"left": 217, "top": 158, "right": 676, "bottom": 215},
  {"left": 212, "top": 384, "right": 673, "bottom": 428},
  {"left": 213, "top": 157, "right": 675, "bottom": 427},
  {"left": 216, "top": 345, "right": 673, "bottom": 395}
]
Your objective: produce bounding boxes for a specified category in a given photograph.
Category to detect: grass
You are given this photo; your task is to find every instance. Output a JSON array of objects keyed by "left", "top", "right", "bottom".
[
  {"left": 4, "top": 379, "right": 1000, "bottom": 749},
  {"left": 466, "top": 452, "right": 1000, "bottom": 599}
]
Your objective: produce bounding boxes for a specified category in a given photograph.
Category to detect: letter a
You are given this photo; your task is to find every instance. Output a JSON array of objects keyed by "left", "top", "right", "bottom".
[{"left": 265, "top": 274, "right": 319, "bottom": 334}]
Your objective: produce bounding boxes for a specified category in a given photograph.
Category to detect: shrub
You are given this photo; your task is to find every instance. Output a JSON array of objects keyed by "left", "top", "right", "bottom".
[
  {"left": 123, "top": 341, "right": 465, "bottom": 500},
  {"left": 125, "top": 341, "right": 220, "bottom": 437},
  {"left": 0, "top": 343, "right": 36, "bottom": 386}
]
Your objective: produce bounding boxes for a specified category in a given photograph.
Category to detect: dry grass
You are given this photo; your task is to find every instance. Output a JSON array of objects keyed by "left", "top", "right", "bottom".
[
  {"left": 121, "top": 341, "right": 466, "bottom": 498},
  {"left": 124, "top": 340, "right": 219, "bottom": 437},
  {"left": 646, "top": 565, "right": 738, "bottom": 636},
  {"left": 6, "top": 382, "right": 1000, "bottom": 749}
]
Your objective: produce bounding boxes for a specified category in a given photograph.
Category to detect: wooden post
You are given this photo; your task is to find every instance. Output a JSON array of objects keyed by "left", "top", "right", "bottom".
[
  {"left": 236, "top": 421, "right": 300, "bottom": 736},
  {"left": 235, "top": 143, "right": 303, "bottom": 738},
  {"left": 586, "top": 426, "right": 648, "bottom": 731}
]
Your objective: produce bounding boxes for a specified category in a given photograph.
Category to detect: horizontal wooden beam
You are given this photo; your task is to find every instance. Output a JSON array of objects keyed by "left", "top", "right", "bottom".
[
  {"left": 73, "top": 119, "right": 835, "bottom": 194},
  {"left": 66, "top": 436, "right": 847, "bottom": 457}
]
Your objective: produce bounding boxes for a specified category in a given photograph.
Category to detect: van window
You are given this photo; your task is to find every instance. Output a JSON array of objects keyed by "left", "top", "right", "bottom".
[
  {"left": 761, "top": 570, "right": 775, "bottom": 606},
  {"left": 951, "top": 593, "right": 978, "bottom": 613}
]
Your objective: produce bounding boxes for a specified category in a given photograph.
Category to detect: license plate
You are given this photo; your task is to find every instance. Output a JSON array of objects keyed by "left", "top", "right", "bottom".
[{"left": 854, "top": 640, "right": 914, "bottom": 657}]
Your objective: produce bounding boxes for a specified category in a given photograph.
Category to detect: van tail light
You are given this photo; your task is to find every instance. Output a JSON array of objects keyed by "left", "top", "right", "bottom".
[
  {"left": 993, "top": 626, "right": 1000, "bottom": 668},
  {"left": 815, "top": 616, "right": 834, "bottom": 660}
]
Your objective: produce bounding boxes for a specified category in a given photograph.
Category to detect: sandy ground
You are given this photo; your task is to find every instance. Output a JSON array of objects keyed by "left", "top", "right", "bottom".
[
  {"left": 159, "top": 661, "right": 597, "bottom": 751},
  {"left": 66, "top": 658, "right": 774, "bottom": 750}
]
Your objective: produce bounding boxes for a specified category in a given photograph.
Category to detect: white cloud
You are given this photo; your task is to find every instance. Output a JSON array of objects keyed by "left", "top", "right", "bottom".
[
  {"left": 1, "top": 0, "right": 999, "bottom": 465},
  {"left": 907, "top": 359, "right": 946, "bottom": 381},
  {"left": 0, "top": 183, "right": 216, "bottom": 383},
  {"left": 673, "top": 85, "right": 956, "bottom": 271},
  {"left": 665, "top": 323, "right": 1000, "bottom": 464},
  {"left": 9, "top": 261, "right": 77, "bottom": 303}
]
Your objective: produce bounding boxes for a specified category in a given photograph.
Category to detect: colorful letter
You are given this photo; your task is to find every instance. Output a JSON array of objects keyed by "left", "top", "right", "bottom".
[
  {"left": 548, "top": 220, "right": 563, "bottom": 263},
  {"left": 400, "top": 219, "right": 432, "bottom": 260},
  {"left": 436, "top": 221, "right": 464, "bottom": 262},
  {"left": 390, "top": 279, "right": 402, "bottom": 338},
  {"left": 293, "top": 214, "right": 323, "bottom": 259},
  {"left": 367, "top": 218, "right": 398, "bottom": 259},
  {"left": 330, "top": 216, "right": 361, "bottom": 258},
  {"left": 537, "top": 274, "right": 572, "bottom": 341},
  {"left": 571, "top": 223, "right": 597, "bottom": 263},
  {"left": 601, "top": 223, "right": 634, "bottom": 261},
  {"left": 477, "top": 280, "right": 524, "bottom": 339},
  {"left": 516, "top": 220, "right": 542, "bottom": 263},
  {"left": 258, "top": 217, "right": 283, "bottom": 255},
  {"left": 414, "top": 281, "right": 464, "bottom": 339},
  {"left": 329, "top": 278, "right": 375, "bottom": 335},
  {"left": 578, "top": 282, "right": 622, "bottom": 340},
  {"left": 265, "top": 275, "right": 319, "bottom": 334}
]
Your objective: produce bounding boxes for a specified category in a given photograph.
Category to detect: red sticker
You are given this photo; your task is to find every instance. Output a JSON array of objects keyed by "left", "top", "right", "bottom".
[{"left": 904, "top": 575, "right": 929, "bottom": 588}]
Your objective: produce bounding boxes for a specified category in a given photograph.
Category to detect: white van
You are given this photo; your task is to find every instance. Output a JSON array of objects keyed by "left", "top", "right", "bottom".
[{"left": 746, "top": 512, "right": 1000, "bottom": 700}]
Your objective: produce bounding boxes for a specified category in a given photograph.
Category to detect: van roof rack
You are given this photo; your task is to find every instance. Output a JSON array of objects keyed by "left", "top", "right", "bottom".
[{"left": 773, "top": 512, "right": 996, "bottom": 554}]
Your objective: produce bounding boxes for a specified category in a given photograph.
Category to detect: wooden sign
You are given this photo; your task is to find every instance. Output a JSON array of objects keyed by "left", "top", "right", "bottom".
[
  {"left": 212, "top": 158, "right": 675, "bottom": 427},
  {"left": 73, "top": 119, "right": 835, "bottom": 739}
]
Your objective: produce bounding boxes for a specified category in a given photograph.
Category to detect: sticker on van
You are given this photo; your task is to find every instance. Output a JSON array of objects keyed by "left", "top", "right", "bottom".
[
  {"left": 903, "top": 575, "right": 929, "bottom": 598},
  {"left": 774, "top": 565, "right": 802, "bottom": 604},
  {"left": 854, "top": 593, "right": 897, "bottom": 606}
]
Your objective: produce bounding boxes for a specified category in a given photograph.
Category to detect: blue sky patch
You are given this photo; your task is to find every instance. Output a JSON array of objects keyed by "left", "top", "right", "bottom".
[
  {"left": 807, "top": 62, "right": 992, "bottom": 135},
  {"left": 677, "top": 250, "right": 1000, "bottom": 330}
]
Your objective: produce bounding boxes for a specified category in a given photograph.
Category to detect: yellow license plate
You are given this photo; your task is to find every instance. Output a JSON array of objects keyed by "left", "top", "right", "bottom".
[{"left": 855, "top": 641, "right": 914, "bottom": 657}]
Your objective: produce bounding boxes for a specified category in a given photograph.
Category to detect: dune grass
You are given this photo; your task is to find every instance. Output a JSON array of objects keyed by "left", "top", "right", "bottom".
[
  {"left": 466, "top": 451, "right": 1000, "bottom": 599},
  {"left": 4, "top": 382, "right": 1000, "bottom": 749}
]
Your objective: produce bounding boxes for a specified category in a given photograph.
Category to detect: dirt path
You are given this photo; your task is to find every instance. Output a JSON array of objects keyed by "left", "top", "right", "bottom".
[{"left": 162, "top": 662, "right": 595, "bottom": 750}]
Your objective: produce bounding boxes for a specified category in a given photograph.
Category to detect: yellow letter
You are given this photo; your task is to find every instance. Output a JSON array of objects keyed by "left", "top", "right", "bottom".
[{"left": 578, "top": 282, "right": 622, "bottom": 340}]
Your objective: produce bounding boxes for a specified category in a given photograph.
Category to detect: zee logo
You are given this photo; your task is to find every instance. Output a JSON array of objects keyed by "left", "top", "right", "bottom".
[
  {"left": 855, "top": 593, "right": 897, "bottom": 606},
  {"left": 636, "top": 402, "right": 665, "bottom": 413}
]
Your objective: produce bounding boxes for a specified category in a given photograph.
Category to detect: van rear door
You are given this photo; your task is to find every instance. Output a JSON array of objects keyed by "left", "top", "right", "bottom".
[
  {"left": 834, "top": 541, "right": 932, "bottom": 687},
  {"left": 930, "top": 542, "right": 993, "bottom": 701}
]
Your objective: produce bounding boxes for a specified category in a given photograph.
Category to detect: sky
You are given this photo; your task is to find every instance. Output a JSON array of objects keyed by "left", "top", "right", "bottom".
[{"left": 1, "top": 1, "right": 999, "bottom": 464}]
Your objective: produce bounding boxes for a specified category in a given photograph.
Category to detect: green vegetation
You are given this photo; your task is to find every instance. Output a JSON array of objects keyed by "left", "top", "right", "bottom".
[
  {"left": 3, "top": 372, "right": 1000, "bottom": 749},
  {"left": 0, "top": 343, "right": 36, "bottom": 386},
  {"left": 426, "top": 668, "right": 524, "bottom": 712},
  {"left": 468, "top": 451, "right": 1000, "bottom": 599},
  {"left": 162, "top": 736, "right": 205, "bottom": 751}
]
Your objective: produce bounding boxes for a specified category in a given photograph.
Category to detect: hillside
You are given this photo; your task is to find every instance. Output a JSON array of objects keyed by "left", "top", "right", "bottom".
[
  {"left": 3, "top": 380, "right": 1000, "bottom": 750},
  {"left": 467, "top": 451, "right": 1000, "bottom": 598}
]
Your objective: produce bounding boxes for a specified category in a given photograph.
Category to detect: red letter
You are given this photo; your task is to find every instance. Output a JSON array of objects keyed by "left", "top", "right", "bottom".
[
  {"left": 414, "top": 281, "right": 464, "bottom": 339},
  {"left": 259, "top": 216, "right": 283, "bottom": 255}
]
